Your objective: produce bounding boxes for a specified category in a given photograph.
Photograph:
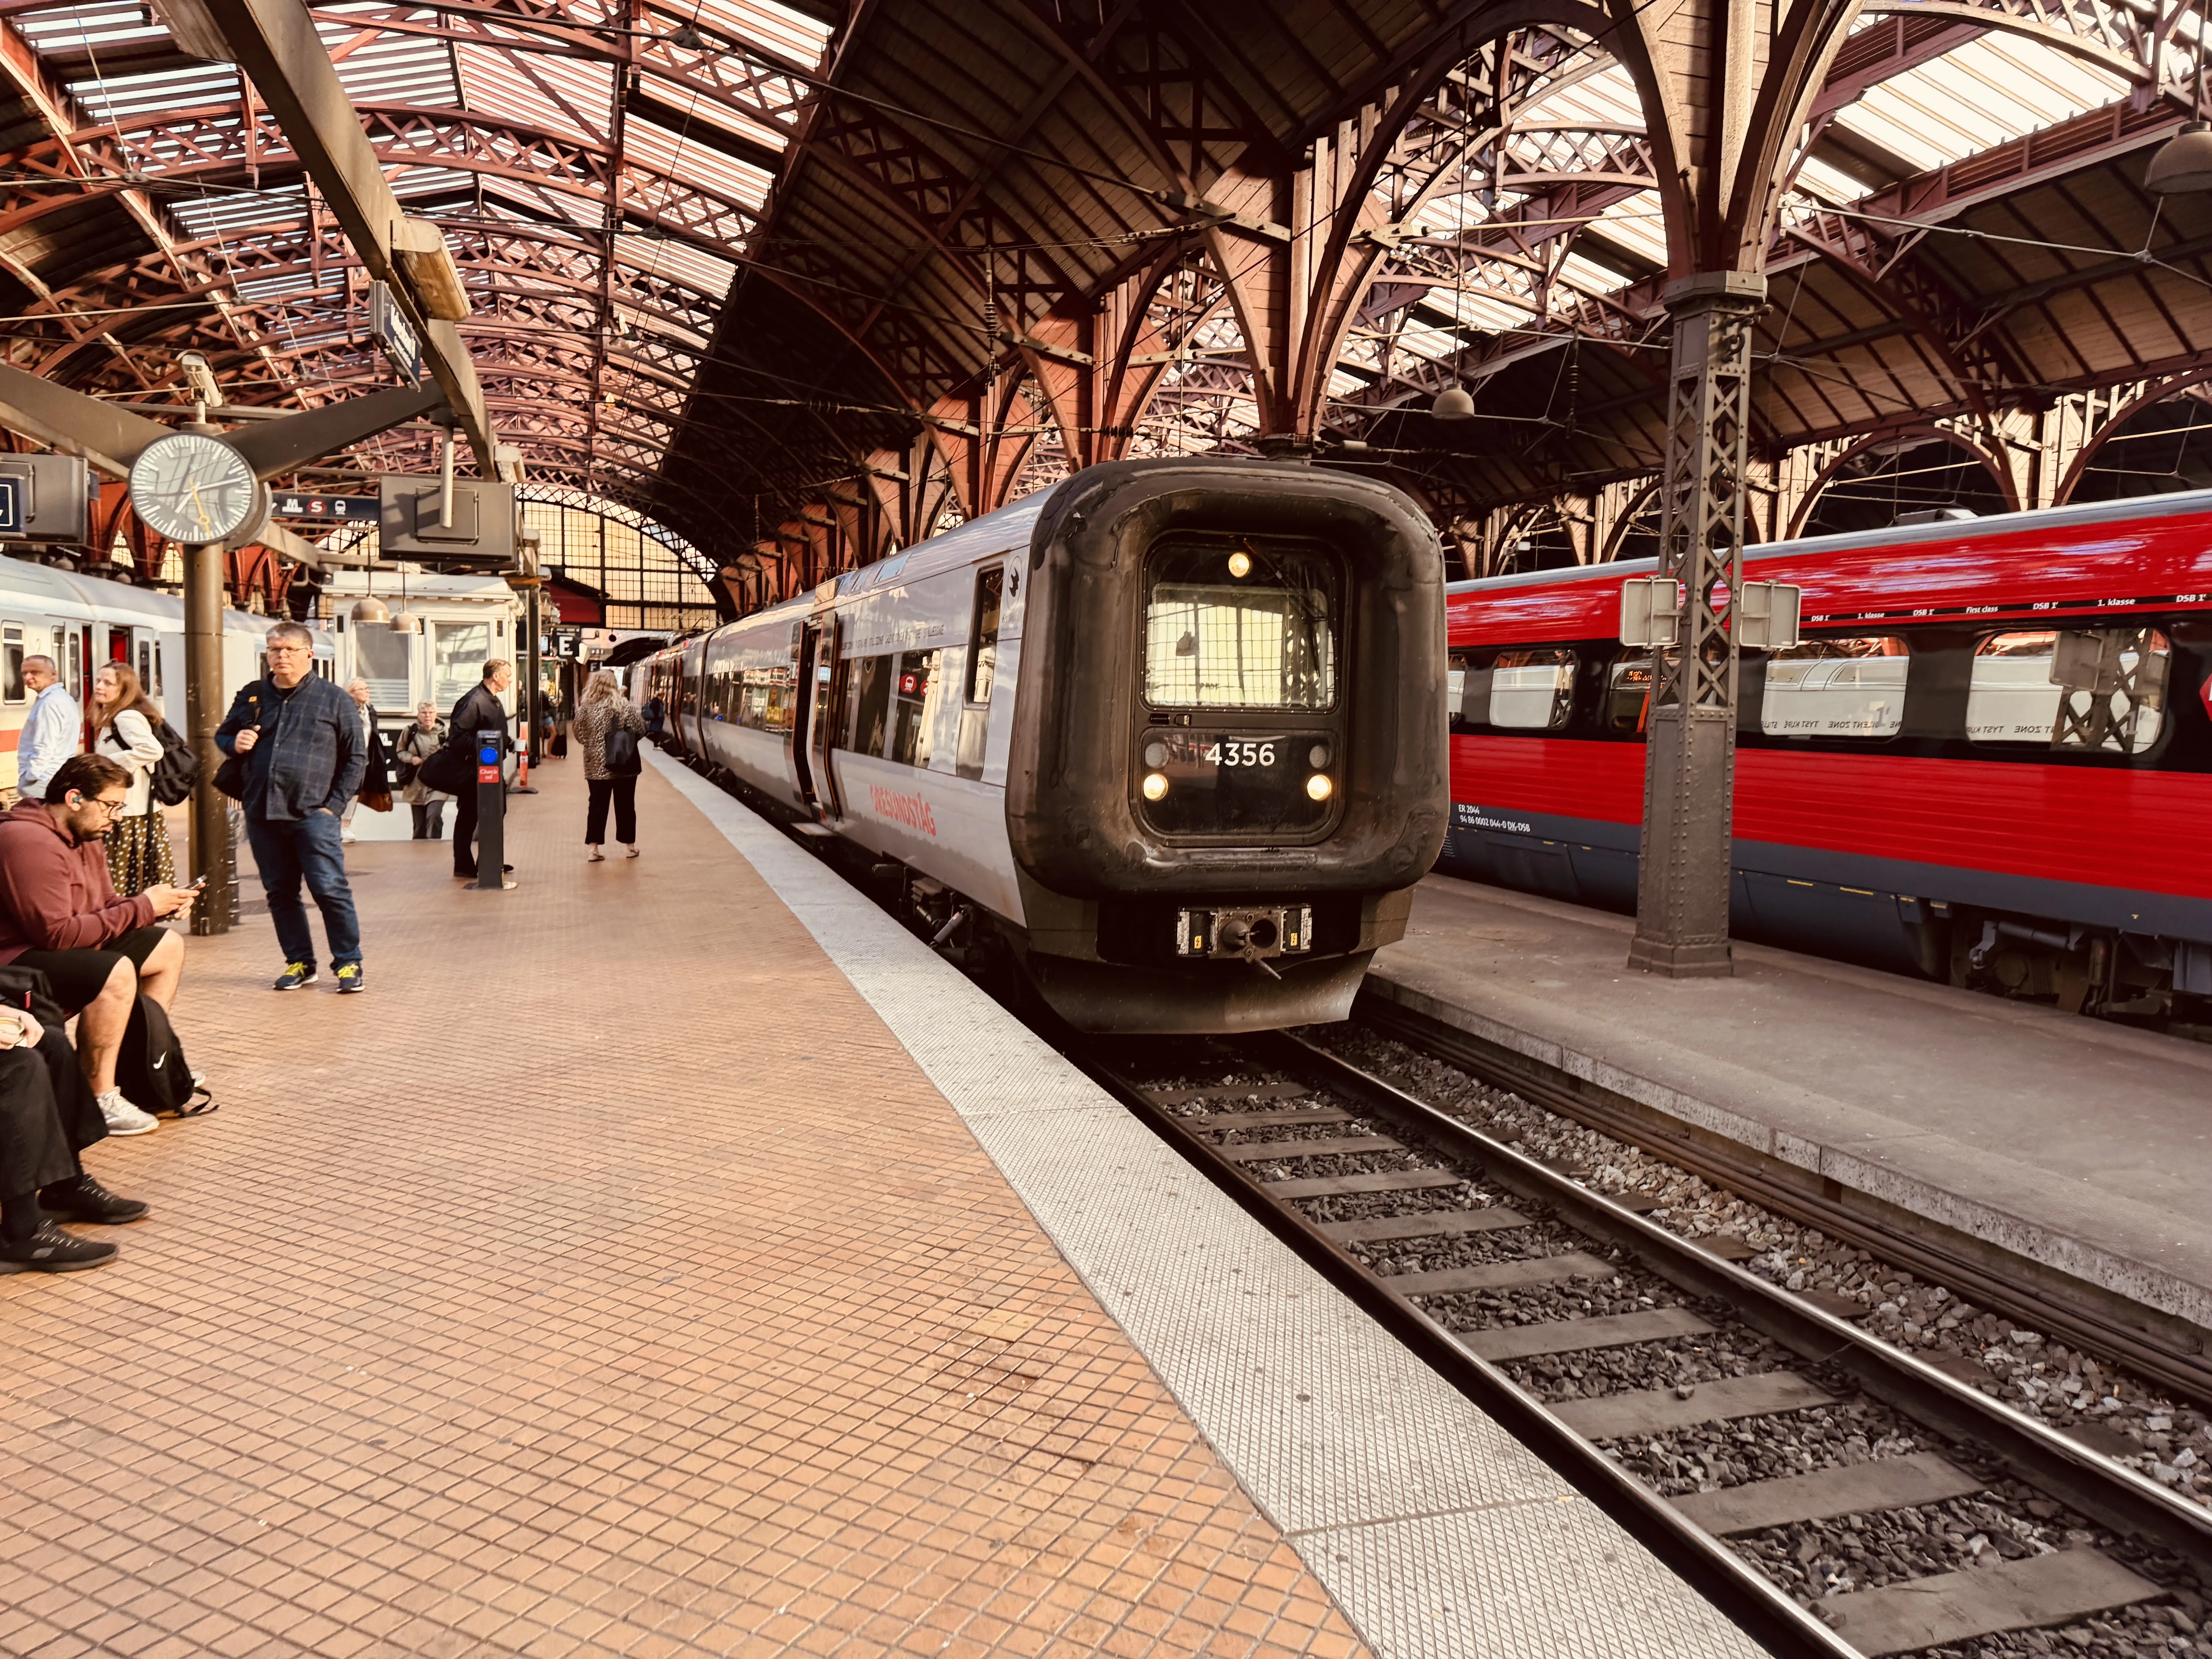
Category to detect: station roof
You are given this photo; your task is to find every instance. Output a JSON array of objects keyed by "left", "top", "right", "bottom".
[{"left": 2, "top": 0, "right": 2207, "bottom": 568}]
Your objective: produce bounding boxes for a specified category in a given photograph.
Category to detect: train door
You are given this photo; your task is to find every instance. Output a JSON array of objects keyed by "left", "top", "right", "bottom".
[{"left": 792, "top": 612, "right": 844, "bottom": 819}]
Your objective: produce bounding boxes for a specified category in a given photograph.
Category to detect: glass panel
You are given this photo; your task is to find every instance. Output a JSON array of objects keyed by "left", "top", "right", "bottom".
[
  {"left": 1760, "top": 637, "right": 1909, "bottom": 739},
  {"left": 4, "top": 628, "right": 23, "bottom": 704},
  {"left": 432, "top": 620, "right": 490, "bottom": 713},
  {"left": 1487, "top": 648, "right": 1575, "bottom": 730},
  {"left": 353, "top": 623, "right": 412, "bottom": 711},
  {"left": 891, "top": 650, "right": 941, "bottom": 767},
  {"left": 967, "top": 568, "right": 1002, "bottom": 704},
  {"left": 1969, "top": 629, "right": 2169, "bottom": 750},
  {"left": 848, "top": 655, "right": 892, "bottom": 755},
  {"left": 1143, "top": 540, "right": 1338, "bottom": 710},
  {"left": 1607, "top": 655, "right": 1656, "bottom": 733}
]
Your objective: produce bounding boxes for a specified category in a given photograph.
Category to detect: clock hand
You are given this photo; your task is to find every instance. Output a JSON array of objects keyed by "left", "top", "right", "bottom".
[{"left": 187, "top": 477, "right": 212, "bottom": 534}]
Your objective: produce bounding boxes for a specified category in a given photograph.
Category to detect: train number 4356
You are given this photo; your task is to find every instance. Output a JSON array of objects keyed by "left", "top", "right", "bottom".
[{"left": 1204, "top": 741, "right": 1276, "bottom": 766}]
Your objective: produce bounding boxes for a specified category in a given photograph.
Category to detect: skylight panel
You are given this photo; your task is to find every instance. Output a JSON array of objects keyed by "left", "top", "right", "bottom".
[
  {"left": 613, "top": 233, "right": 737, "bottom": 300},
  {"left": 623, "top": 118, "right": 773, "bottom": 212},
  {"left": 18, "top": 0, "right": 168, "bottom": 55},
  {"left": 1516, "top": 59, "right": 1643, "bottom": 133},
  {"left": 68, "top": 61, "right": 240, "bottom": 123},
  {"left": 1590, "top": 191, "right": 1668, "bottom": 265},
  {"left": 328, "top": 32, "right": 455, "bottom": 107},
  {"left": 1791, "top": 153, "right": 1867, "bottom": 206},
  {"left": 456, "top": 47, "right": 614, "bottom": 147},
  {"left": 637, "top": 67, "right": 792, "bottom": 154},
  {"left": 1556, "top": 250, "right": 1630, "bottom": 297},
  {"left": 1836, "top": 33, "right": 2130, "bottom": 171}
]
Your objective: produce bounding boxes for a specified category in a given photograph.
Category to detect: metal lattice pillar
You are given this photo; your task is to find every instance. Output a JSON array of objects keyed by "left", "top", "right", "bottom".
[{"left": 1627, "top": 271, "right": 1767, "bottom": 978}]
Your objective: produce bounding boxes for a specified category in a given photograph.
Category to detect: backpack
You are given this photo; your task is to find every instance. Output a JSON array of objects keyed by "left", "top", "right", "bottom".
[
  {"left": 148, "top": 716, "right": 199, "bottom": 806},
  {"left": 602, "top": 720, "right": 642, "bottom": 778},
  {"left": 118, "top": 995, "right": 204, "bottom": 1118}
]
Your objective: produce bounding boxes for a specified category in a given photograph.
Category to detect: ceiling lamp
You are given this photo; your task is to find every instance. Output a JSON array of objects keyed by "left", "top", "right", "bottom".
[
  {"left": 388, "top": 610, "right": 423, "bottom": 635},
  {"left": 349, "top": 596, "right": 391, "bottom": 624},
  {"left": 1431, "top": 385, "right": 1476, "bottom": 421},
  {"left": 2147, "top": 121, "right": 2212, "bottom": 193}
]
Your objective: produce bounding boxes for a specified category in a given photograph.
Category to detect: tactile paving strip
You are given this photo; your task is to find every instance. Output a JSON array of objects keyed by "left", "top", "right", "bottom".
[{"left": 654, "top": 753, "right": 1763, "bottom": 1659}]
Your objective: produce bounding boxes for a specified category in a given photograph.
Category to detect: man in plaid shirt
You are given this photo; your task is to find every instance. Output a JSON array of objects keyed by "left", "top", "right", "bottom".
[{"left": 215, "top": 622, "right": 366, "bottom": 994}]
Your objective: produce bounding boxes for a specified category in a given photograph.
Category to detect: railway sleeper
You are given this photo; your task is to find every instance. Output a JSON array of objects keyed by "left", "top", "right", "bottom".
[{"left": 1095, "top": 1037, "right": 2212, "bottom": 1658}]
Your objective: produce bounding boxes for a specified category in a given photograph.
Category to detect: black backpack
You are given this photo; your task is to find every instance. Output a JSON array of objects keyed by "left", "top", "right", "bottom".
[
  {"left": 118, "top": 995, "right": 203, "bottom": 1117},
  {"left": 148, "top": 716, "right": 199, "bottom": 805},
  {"left": 602, "top": 719, "right": 642, "bottom": 778}
]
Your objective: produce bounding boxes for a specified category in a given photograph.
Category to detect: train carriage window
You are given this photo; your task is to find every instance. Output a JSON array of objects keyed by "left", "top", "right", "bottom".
[
  {"left": 891, "top": 650, "right": 941, "bottom": 767},
  {"left": 1607, "top": 655, "right": 1657, "bottom": 733},
  {"left": 1760, "top": 637, "right": 1909, "bottom": 739},
  {"left": 1487, "top": 648, "right": 1575, "bottom": 730},
  {"left": 849, "top": 654, "right": 893, "bottom": 756},
  {"left": 966, "top": 567, "right": 1003, "bottom": 704},
  {"left": 1143, "top": 539, "right": 1338, "bottom": 709},
  {"left": 1968, "top": 629, "right": 2171, "bottom": 752},
  {"left": 1446, "top": 651, "right": 1489, "bottom": 732},
  {"left": 3, "top": 627, "right": 22, "bottom": 703}
]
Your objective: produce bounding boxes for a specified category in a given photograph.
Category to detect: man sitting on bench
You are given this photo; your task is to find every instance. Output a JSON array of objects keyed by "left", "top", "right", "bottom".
[
  {"left": 0, "top": 1002, "right": 147, "bottom": 1271},
  {"left": 0, "top": 755, "right": 198, "bottom": 1136}
]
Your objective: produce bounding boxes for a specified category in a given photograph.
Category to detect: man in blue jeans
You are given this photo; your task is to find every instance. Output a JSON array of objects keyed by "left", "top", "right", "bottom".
[{"left": 215, "top": 623, "right": 366, "bottom": 993}]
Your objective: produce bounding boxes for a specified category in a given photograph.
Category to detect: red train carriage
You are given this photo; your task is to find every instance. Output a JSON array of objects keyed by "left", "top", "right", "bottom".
[{"left": 1442, "top": 490, "right": 2212, "bottom": 1020}]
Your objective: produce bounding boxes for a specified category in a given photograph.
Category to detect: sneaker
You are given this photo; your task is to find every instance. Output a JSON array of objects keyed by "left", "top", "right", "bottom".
[
  {"left": 273, "top": 962, "right": 318, "bottom": 991},
  {"left": 0, "top": 1221, "right": 116, "bottom": 1273},
  {"left": 340, "top": 828, "right": 358, "bottom": 844},
  {"left": 335, "top": 964, "right": 366, "bottom": 994},
  {"left": 95, "top": 1089, "right": 158, "bottom": 1137},
  {"left": 37, "top": 1176, "right": 148, "bottom": 1225}
]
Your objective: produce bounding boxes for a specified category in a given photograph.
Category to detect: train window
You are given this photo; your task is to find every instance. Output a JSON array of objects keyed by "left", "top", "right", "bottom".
[
  {"left": 1487, "top": 648, "right": 1575, "bottom": 730},
  {"left": 1968, "top": 629, "right": 2170, "bottom": 752},
  {"left": 137, "top": 638, "right": 154, "bottom": 697},
  {"left": 3, "top": 627, "right": 21, "bottom": 703},
  {"left": 966, "top": 567, "right": 1003, "bottom": 704},
  {"left": 1446, "top": 651, "right": 1489, "bottom": 732},
  {"left": 1142, "top": 538, "right": 1338, "bottom": 709},
  {"left": 849, "top": 655, "right": 893, "bottom": 755},
  {"left": 891, "top": 650, "right": 941, "bottom": 767},
  {"left": 1760, "top": 637, "right": 1908, "bottom": 740},
  {"left": 1607, "top": 655, "right": 1657, "bottom": 733}
]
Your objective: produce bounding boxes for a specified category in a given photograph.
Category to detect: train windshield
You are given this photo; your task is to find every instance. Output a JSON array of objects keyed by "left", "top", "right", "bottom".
[{"left": 1143, "top": 539, "right": 1338, "bottom": 709}]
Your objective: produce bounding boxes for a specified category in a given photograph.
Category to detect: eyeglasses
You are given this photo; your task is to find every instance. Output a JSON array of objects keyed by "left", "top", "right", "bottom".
[
  {"left": 265, "top": 644, "right": 311, "bottom": 656},
  {"left": 76, "top": 795, "right": 128, "bottom": 817}
]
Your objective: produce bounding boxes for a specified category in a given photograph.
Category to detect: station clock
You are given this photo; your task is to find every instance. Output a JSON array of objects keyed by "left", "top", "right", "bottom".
[{"left": 127, "top": 432, "right": 265, "bottom": 546}]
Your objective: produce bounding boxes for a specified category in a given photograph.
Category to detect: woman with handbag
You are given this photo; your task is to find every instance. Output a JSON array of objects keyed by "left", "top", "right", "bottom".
[
  {"left": 91, "top": 664, "right": 175, "bottom": 897},
  {"left": 570, "top": 670, "right": 646, "bottom": 862},
  {"left": 393, "top": 702, "right": 450, "bottom": 839}
]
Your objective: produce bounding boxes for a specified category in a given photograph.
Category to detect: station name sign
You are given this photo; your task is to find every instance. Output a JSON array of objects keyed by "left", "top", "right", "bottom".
[{"left": 368, "top": 280, "right": 422, "bottom": 386}]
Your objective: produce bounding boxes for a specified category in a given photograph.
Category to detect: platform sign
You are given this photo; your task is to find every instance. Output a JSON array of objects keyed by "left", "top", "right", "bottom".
[
  {"left": 545, "top": 625, "right": 581, "bottom": 659},
  {"left": 0, "top": 454, "right": 89, "bottom": 544},
  {"left": 368, "top": 280, "right": 421, "bottom": 386},
  {"left": 271, "top": 493, "right": 376, "bottom": 523},
  {"left": 0, "top": 476, "right": 19, "bottom": 536}
]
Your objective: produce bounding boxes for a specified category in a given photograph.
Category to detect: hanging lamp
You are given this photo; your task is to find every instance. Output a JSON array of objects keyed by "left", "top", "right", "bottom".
[
  {"left": 1431, "top": 385, "right": 1476, "bottom": 420},
  {"left": 2149, "top": 32, "right": 2212, "bottom": 193},
  {"left": 389, "top": 563, "right": 422, "bottom": 634},
  {"left": 1429, "top": 140, "right": 1477, "bottom": 421}
]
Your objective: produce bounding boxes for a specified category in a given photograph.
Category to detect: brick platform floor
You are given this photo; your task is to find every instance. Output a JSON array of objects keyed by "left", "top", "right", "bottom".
[{"left": 0, "top": 759, "right": 1370, "bottom": 1659}]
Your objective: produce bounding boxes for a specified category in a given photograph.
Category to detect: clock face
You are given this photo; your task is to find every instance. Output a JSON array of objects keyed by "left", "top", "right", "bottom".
[{"left": 128, "top": 433, "right": 260, "bottom": 545}]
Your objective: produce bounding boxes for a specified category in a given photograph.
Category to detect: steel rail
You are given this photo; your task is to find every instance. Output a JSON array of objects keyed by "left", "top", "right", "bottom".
[
  {"left": 1088, "top": 1028, "right": 2212, "bottom": 1658},
  {"left": 1084, "top": 1045, "right": 1863, "bottom": 1659},
  {"left": 1357, "top": 992, "right": 2212, "bottom": 1408}
]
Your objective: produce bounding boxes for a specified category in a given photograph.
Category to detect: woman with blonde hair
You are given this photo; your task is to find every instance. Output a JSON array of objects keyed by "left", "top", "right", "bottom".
[
  {"left": 91, "top": 661, "right": 176, "bottom": 895},
  {"left": 570, "top": 668, "right": 647, "bottom": 861}
]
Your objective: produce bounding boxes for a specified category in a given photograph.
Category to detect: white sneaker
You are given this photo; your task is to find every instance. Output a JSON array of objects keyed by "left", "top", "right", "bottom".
[
  {"left": 340, "top": 829, "right": 358, "bottom": 844},
  {"left": 96, "top": 1089, "right": 158, "bottom": 1137}
]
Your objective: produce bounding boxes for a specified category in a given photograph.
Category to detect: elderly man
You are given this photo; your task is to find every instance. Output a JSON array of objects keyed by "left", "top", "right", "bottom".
[
  {"left": 15, "top": 654, "right": 80, "bottom": 804},
  {"left": 0, "top": 753, "right": 196, "bottom": 1135},
  {"left": 448, "top": 658, "right": 513, "bottom": 882},
  {"left": 215, "top": 621, "right": 365, "bottom": 993},
  {"left": 337, "top": 677, "right": 391, "bottom": 846}
]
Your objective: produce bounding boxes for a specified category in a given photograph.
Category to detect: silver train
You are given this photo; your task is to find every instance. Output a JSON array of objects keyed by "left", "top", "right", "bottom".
[{"left": 637, "top": 457, "right": 1449, "bottom": 1033}]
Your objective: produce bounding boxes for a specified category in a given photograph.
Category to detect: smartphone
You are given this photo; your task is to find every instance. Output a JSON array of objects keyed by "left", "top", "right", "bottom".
[{"left": 189, "top": 876, "right": 208, "bottom": 890}]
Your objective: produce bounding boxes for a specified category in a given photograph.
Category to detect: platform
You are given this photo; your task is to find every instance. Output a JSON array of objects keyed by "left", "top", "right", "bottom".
[
  {"left": 1368, "top": 876, "right": 2212, "bottom": 1339},
  {"left": 0, "top": 755, "right": 1757, "bottom": 1659}
]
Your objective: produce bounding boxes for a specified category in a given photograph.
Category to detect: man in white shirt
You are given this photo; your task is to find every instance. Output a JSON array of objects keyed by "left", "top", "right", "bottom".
[{"left": 17, "top": 657, "right": 81, "bottom": 804}]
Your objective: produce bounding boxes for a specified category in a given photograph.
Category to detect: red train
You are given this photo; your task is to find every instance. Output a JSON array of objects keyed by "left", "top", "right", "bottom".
[{"left": 1441, "top": 490, "right": 2212, "bottom": 1022}]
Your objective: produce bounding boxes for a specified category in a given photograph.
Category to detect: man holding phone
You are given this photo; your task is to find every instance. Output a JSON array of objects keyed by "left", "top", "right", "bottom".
[
  {"left": 0, "top": 754, "right": 196, "bottom": 1136},
  {"left": 215, "top": 621, "right": 365, "bottom": 993}
]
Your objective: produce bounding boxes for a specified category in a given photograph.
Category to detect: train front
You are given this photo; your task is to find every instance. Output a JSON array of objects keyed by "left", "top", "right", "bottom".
[{"left": 1005, "top": 457, "right": 1448, "bottom": 1033}]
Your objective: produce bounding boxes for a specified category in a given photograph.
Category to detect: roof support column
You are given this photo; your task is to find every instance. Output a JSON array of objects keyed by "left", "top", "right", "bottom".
[{"left": 1628, "top": 270, "right": 1766, "bottom": 977}]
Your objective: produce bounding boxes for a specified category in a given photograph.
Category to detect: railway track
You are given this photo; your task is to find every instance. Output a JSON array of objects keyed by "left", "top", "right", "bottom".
[{"left": 1085, "top": 1029, "right": 2212, "bottom": 1659}]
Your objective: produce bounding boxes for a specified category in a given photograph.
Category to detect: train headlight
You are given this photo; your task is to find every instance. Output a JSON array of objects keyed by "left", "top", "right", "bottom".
[
  {"left": 1308, "top": 742, "right": 1331, "bottom": 768},
  {"left": 1142, "top": 771, "right": 1170, "bottom": 801},
  {"left": 1227, "top": 550, "right": 1252, "bottom": 579},
  {"left": 1306, "top": 773, "right": 1333, "bottom": 801}
]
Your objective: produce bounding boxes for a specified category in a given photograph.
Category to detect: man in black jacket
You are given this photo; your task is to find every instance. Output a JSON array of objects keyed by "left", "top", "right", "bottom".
[
  {"left": 215, "top": 623, "right": 366, "bottom": 993},
  {"left": 448, "top": 658, "right": 513, "bottom": 881}
]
